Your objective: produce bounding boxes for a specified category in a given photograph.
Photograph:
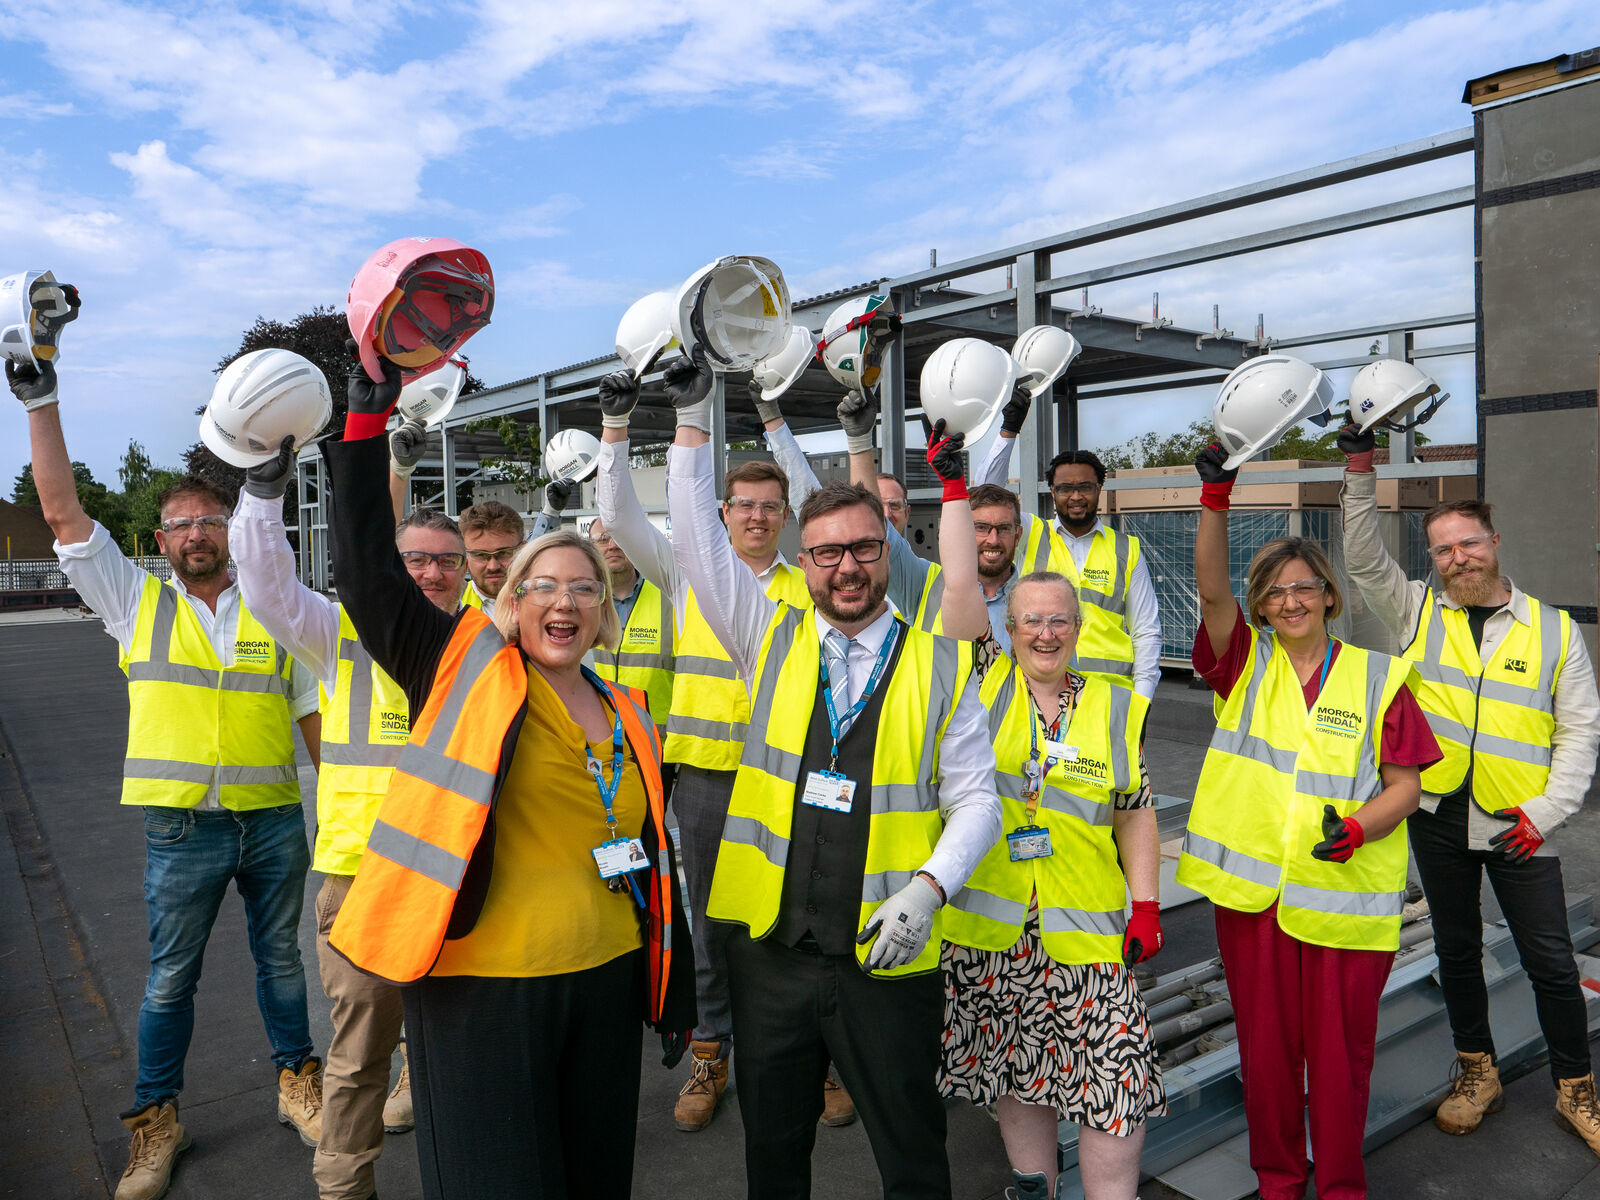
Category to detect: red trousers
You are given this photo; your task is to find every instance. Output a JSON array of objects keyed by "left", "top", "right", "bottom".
[{"left": 1214, "top": 904, "right": 1394, "bottom": 1200}]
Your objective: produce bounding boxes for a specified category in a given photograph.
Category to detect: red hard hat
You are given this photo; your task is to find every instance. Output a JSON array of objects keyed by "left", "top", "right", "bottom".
[{"left": 347, "top": 237, "right": 494, "bottom": 382}]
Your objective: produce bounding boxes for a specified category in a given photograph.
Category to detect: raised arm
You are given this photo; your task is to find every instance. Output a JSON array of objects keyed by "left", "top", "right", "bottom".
[
  {"left": 16, "top": 363, "right": 94, "bottom": 547},
  {"left": 974, "top": 384, "right": 1032, "bottom": 487},
  {"left": 1336, "top": 425, "right": 1420, "bottom": 639},
  {"left": 387, "top": 416, "right": 429, "bottom": 524},
  {"left": 926, "top": 422, "right": 987, "bottom": 640},
  {"left": 755, "top": 383, "right": 823, "bottom": 512},
  {"left": 596, "top": 369, "right": 682, "bottom": 604},
  {"left": 1194, "top": 445, "right": 1239, "bottom": 661}
]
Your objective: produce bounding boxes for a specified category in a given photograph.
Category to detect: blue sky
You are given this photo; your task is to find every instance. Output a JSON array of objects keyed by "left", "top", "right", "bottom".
[{"left": 1, "top": 0, "right": 1593, "bottom": 494}]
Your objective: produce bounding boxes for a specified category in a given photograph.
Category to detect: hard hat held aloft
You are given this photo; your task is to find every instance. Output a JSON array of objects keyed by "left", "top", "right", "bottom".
[
  {"left": 544, "top": 428, "right": 603, "bottom": 484},
  {"left": 672, "top": 256, "right": 791, "bottom": 372},
  {"left": 919, "top": 338, "right": 1019, "bottom": 441},
  {"left": 200, "top": 349, "right": 333, "bottom": 468},
  {"left": 1011, "top": 324, "right": 1081, "bottom": 400},
  {"left": 397, "top": 359, "right": 467, "bottom": 428},
  {"left": 0, "top": 270, "right": 79, "bottom": 369},
  {"left": 347, "top": 237, "right": 493, "bottom": 384},
  {"left": 1349, "top": 358, "right": 1448, "bottom": 434},
  {"left": 616, "top": 291, "right": 682, "bottom": 378},
  {"left": 751, "top": 323, "right": 817, "bottom": 402},
  {"left": 819, "top": 294, "right": 897, "bottom": 393},
  {"left": 1212, "top": 353, "right": 1333, "bottom": 470}
]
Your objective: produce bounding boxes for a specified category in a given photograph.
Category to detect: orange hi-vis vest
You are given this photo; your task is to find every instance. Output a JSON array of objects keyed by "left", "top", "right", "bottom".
[{"left": 329, "top": 610, "right": 677, "bottom": 1019}]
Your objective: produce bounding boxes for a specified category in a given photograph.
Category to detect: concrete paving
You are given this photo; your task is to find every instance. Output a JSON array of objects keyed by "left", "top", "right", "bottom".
[{"left": 2, "top": 615, "right": 1599, "bottom": 1199}]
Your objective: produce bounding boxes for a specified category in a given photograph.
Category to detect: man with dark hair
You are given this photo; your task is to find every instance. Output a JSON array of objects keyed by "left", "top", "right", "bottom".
[
  {"left": 1339, "top": 426, "right": 1600, "bottom": 1153},
  {"left": 667, "top": 349, "right": 1000, "bottom": 1198},
  {"left": 978, "top": 418, "right": 1163, "bottom": 699},
  {"left": 11, "top": 358, "right": 324, "bottom": 1200}
]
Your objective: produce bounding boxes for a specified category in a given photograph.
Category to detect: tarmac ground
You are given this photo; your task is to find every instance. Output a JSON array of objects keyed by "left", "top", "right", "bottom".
[{"left": 3, "top": 612, "right": 1600, "bottom": 1198}]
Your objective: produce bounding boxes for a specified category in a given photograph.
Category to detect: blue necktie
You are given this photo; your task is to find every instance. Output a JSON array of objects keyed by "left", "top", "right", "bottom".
[{"left": 824, "top": 629, "right": 856, "bottom": 736}]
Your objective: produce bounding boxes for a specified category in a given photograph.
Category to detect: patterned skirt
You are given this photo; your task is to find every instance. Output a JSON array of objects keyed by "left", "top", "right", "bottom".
[{"left": 938, "top": 914, "right": 1166, "bottom": 1135}]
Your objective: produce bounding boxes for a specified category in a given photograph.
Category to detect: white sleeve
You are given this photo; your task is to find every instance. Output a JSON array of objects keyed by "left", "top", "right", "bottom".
[
  {"left": 231, "top": 490, "right": 343, "bottom": 688},
  {"left": 1127, "top": 552, "right": 1164, "bottom": 703},
  {"left": 763, "top": 421, "right": 822, "bottom": 511},
  {"left": 53, "top": 522, "right": 151, "bottom": 651},
  {"left": 1339, "top": 469, "right": 1426, "bottom": 640},
  {"left": 921, "top": 682, "right": 1003, "bottom": 895},
  {"left": 526, "top": 511, "right": 557, "bottom": 540},
  {"left": 1521, "top": 631, "right": 1600, "bottom": 835},
  {"left": 597, "top": 438, "right": 684, "bottom": 615},
  {"left": 976, "top": 434, "right": 1015, "bottom": 487},
  {"left": 284, "top": 655, "right": 323, "bottom": 721},
  {"left": 666, "top": 441, "right": 777, "bottom": 683}
]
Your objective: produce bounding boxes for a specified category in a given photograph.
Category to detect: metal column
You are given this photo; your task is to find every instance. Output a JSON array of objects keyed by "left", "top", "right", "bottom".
[
  {"left": 710, "top": 373, "right": 728, "bottom": 497},
  {"left": 881, "top": 288, "right": 911, "bottom": 482},
  {"left": 442, "top": 426, "right": 458, "bottom": 517},
  {"left": 1388, "top": 328, "right": 1416, "bottom": 464},
  {"left": 1014, "top": 251, "right": 1051, "bottom": 516}
]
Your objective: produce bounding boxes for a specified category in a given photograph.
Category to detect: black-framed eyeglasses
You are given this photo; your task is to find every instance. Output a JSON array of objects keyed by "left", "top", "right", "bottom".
[
  {"left": 802, "top": 539, "right": 885, "bottom": 567},
  {"left": 400, "top": 551, "right": 466, "bottom": 571},
  {"left": 1051, "top": 482, "right": 1098, "bottom": 496},
  {"left": 973, "top": 521, "right": 1018, "bottom": 538}
]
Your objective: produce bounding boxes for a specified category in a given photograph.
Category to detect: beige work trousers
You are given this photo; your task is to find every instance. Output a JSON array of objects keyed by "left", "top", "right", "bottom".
[{"left": 313, "top": 872, "right": 404, "bottom": 1200}]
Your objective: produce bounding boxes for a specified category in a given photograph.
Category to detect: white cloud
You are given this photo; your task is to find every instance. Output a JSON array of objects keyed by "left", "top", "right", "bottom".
[
  {"left": 727, "top": 140, "right": 835, "bottom": 181},
  {"left": 494, "top": 194, "right": 583, "bottom": 239}
]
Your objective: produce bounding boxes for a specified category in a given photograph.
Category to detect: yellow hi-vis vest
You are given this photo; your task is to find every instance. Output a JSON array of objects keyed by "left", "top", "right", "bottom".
[
  {"left": 314, "top": 605, "right": 410, "bottom": 875},
  {"left": 589, "top": 577, "right": 676, "bottom": 736},
  {"left": 664, "top": 563, "right": 811, "bottom": 770},
  {"left": 1403, "top": 589, "right": 1568, "bottom": 812},
  {"left": 118, "top": 575, "right": 299, "bottom": 810},
  {"left": 944, "top": 664, "right": 1146, "bottom": 964},
  {"left": 706, "top": 607, "right": 973, "bottom": 976},
  {"left": 1058, "top": 526, "right": 1140, "bottom": 685},
  {"left": 1176, "top": 630, "right": 1416, "bottom": 951},
  {"left": 460, "top": 580, "right": 486, "bottom": 611},
  {"left": 912, "top": 515, "right": 1063, "bottom": 635}
]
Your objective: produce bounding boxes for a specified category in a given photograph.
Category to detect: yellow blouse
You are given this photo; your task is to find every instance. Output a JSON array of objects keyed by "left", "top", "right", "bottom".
[{"left": 431, "top": 665, "right": 647, "bottom": 977}]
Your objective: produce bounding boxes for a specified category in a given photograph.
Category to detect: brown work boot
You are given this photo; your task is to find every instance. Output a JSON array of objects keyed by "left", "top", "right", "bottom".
[
  {"left": 277, "top": 1056, "right": 324, "bottom": 1146},
  {"left": 821, "top": 1070, "right": 857, "bottom": 1127},
  {"left": 384, "top": 1046, "right": 414, "bottom": 1134},
  {"left": 673, "top": 1040, "right": 728, "bottom": 1131},
  {"left": 115, "top": 1102, "right": 192, "bottom": 1200},
  {"left": 1556, "top": 1072, "right": 1600, "bottom": 1157},
  {"left": 1435, "top": 1050, "right": 1503, "bottom": 1134}
]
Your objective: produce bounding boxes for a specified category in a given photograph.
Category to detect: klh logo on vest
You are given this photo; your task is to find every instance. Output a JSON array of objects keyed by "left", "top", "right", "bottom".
[{"left": 1505, "top": 658, "right": 1528, "bottom": 674}]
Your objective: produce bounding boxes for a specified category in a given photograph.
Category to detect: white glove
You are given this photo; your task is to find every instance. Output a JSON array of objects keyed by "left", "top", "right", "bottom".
[
  {"left": 857, "top": 873, "right": 942, "bottom": 971},
  {"left": 389, "top": 416, "right": 428, "bottom": 479}
]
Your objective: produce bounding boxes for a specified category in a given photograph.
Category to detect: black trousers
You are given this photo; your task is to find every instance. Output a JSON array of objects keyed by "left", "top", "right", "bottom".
[
  {"left": 1409, "top": 797, "right": 1591, "bottom": 1082},
  {"left": 726, "top": 929, "right": 950, "bottom": 1200},
  {"left": 401, "top": 951, "right": 644, "bottom": 1199}
]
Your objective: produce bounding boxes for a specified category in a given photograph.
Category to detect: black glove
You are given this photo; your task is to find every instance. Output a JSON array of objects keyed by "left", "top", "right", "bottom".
[
  {"left": 1194, "top": 443, "right": 1239, "bottom": 485},
  {"left": 925, "top": 418, "right": 966, "bottom": 484},
  {"left": 664, "top": 344, "right": 715, "bottom": 432},
  {"left": 599, "top": 369, "right": 641, "bottom": 430},
  {"left": 1000, "top": 382, "right": 1033, "bottom": 436},
  {"left": 661, "top": 1029, "right": 690, "bottom": 1069},
  {"left": 1310, "top": 803, "right": 1365, "bottom": 863},
  {"left": 749, "top": 378, "right": 784, "bottom": 427},
  {"left": 344, "top": 339, "right": 403, "bottom": 437},
  {"left": 1337, "top": 423, "right": 1376, "bottom": 458},
  {"left": 6, "top": 358, "right": 59, "bottom": 411},
  {"left": 543, "top": 478, "right": 575, "bottom": 516},
  {"left": 837, "top": 389, "right": 877, "bottom": 454},
  {"left": 245, "top": 435, "right": 296, "bottom": 500},
  {"left": 389, "top": 417, "right": 428, "bottom": 478}
]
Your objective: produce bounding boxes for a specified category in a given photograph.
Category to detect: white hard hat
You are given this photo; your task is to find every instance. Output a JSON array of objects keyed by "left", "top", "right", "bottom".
[
  {"left": 819, "top": 294, "right": 897, "bottom": 393},
  {"left": 199, "top": 349, "right": 333, "bottom": 467},
  {"left": 1212, "top": 354, "right": 1333, "bottom": 470},
  {"left": 544, "top": 428, "right": 603, "bottom": 484},
  {"left": 0, "top": 269, "right": 74, "bottom": 368},
  {"left": 751, "top": 324, "right": 817, "bottom": 402},
  {"left": 1349, "top": 358, "right": 1447, "bottom": 433},
  {"left": 1011, "top": 324, "right": 1081, "bottom": 400},
  {"left": 672, "top": 256, "right": 791, "bottom": 372},
  {"left": 919, "top": 338, "right": 1019, "bottom": 441},
  {"left": 398, "top": 359, "right": 466, "bottom": 427},
  {"left": 615, "top": 290, "right": 681, "bottom": 377}
]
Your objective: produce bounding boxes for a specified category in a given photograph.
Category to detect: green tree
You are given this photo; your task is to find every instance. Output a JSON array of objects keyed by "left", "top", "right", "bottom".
[
  {"left": 118, "top": 440, "right": 155, "bottom": 492},
  {"left": 122, "top": 468, "right": 185, "bottom": 556},
  {"left": 10, "top": 460, "right": 114, "bottom": 524},
  {"left": 462, "top": 416, "right": 547, "bottom": 511}
]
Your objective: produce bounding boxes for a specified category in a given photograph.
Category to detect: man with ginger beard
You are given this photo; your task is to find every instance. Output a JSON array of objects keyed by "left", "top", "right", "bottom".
[{"left": 1338, "top": 424, "right": 1600, "bottom": 1154}]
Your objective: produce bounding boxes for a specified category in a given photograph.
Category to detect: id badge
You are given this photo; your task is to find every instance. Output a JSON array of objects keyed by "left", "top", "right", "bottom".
[
  {"left": 1007, "top": 824, "right": 1053, "bottom": 862},
  {"left": 593, "top": 836, "right": 649, "bottom": 879},
  {"left": 801, "top": 769, "right": 856, "bottom": 813},
  {"left": 1043, "top": 740, "right": 1078, "bottom": 762}
]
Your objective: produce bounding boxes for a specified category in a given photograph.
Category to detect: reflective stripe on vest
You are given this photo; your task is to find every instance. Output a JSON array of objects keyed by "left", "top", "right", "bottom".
[
  {"left": 1058, "top": 528, "right": 1139, "bottom": 683},
  {"left": 330, "top": 610, "right": 678, "bottom": 1009},
  {"left": 707, "top": 607, "right": 970, "bottom": 977},
  {"left": 314, "top": 606, "right": 411, "bottom": 875},
  {"left": 1403, "top": 589, "right": 1566, "bottom": 811},
  {"left": 943, "top": 663, "right": 1145, "bottom": 963},
  {"left": 589, "top": 577, "right": 676, "bottom": 736},
  {"left": 664, "top": 564, "right": 811, "bottom": 770},
  {"left": 914, "top": 565, "right": 945, "bottom": 634},
  {"left": 119, "top": 577, "right": 298, "bottom": 810},
  {"left": 1176, "top": 629, "right": 1415, "bottom": 951}
]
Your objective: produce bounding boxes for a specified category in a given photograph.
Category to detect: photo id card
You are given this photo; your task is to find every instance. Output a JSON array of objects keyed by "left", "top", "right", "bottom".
[
  {"left": 802, "top": 769, "right": 856, "bottom": 813},
  {"left": 1007, "top": 824, "right": 1054, "bottom": 861},
  {"left": 593, "top": 837, "right": 649, "bottom": 879}
]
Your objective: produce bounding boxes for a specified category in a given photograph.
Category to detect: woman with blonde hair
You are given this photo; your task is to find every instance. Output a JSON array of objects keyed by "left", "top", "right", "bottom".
[
  {"left": 1177, "top": 445, "right": 1439, "bottom": 1200},
  {"left": 320, "top": 358, "right": 695, "bottom": 1199}
]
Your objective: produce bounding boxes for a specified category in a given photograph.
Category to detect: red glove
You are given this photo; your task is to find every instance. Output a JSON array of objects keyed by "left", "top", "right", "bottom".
[
  {"left": 1311, "top": 803, "right": 1366, "bottom": 863},
  {"left": 925, "top": 418, "right": 968, "bottom": 503},
  {"left": 1490, "top": 808, "right": 1543, "bottom": 862},
  {"left": 1194, "top": 443, "right": 1238, "bottom": 511},
  {"left": 1123, "top": 900, "right": 1163, "bottom": 965}
]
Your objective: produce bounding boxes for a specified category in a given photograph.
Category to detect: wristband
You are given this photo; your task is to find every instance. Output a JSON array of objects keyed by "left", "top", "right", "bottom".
[
  {"left": 1344, "top": 450, "right": 1376, "bottom": 474},
  {"left": 845, "top": 432, "right": 874, "bottom": 456},
  {"left": 676, "top": 397, "right": 714, "bottom": 435},
  {"left": 1199, "top": 480, "right": 1234, "bottom": 511},
  {"left": 915, "top": 870, "right": 946, "bottom": 905},
  {"left": 940, "top": 476, "right": 968, "bottom": 503},
  {"left": 345, "top": 411, "right": 392, "bottom": 441}
]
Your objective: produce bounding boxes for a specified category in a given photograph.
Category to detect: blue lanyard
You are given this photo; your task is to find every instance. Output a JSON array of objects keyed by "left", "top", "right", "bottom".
[
  {"left": 580, "top": 667, "right": 627, "bottom": 834},
  {"left": 1316, "top": 638, "right": 1335, "bottom": 696},
  {"left": 1021, "top": 667, "right": 1075, "bottom": 817},
  {"left": 819, "top": 622, "right": 900, "bottom": 768}
]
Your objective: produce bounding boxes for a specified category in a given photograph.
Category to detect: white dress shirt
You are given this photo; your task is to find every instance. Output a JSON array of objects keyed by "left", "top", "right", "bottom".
[
  {"left": 231, "top": 489, "right": 344, "bottom": 688},
  {"left": 667, "top": 440, "right": 1001, "bottom": 895},
  {"left": 56, "top": 518, "right": 320, "bottom": 809}
]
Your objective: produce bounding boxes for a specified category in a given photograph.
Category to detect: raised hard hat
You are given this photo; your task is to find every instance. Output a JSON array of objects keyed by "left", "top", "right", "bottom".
[
  {"left": 0, "top": 270, "right": 78, "bottom": 369},
  {"left": 616, "top": 291, "right": 682, "bottom": 378},
  {"left": 919, "top": 338, "right": 1018, "bottom": 441},
  {"left": 1011, "top": 324, "right": 1081, "bottom": 400},
  {"left": 397, "top": 359, "right": 467, "bottom": 428},
  {"left": 1212, "top": 354, "right": 1333, "bottom": 470},
  {"left": 672, "top": 256, "right": 791, "bottom": 372},
  {"left": 1349, "top": 358, "right": 1447, "bottom": 434},
  {"left": 544, "top": 428, "right": 603, "bottom": 484},
  {"left": 751, "top": 324, "right": 817, "bottom": 402},
  {"left": 347, "top": 237, "right": 493, "bottom": 384},
  {"left": 819, "top": 294, "right": 898, "bottom": 394},
  {"left": 200, "top": 349, "right": 333, "bottom": 467}
]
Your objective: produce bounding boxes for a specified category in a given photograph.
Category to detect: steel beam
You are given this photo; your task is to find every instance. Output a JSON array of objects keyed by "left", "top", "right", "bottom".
[
  {"left": 1271, "top": 313, "right": 1474, "bottom": 348},
  {"left": 1101, "top": 461, "right": 1475, "bottom": 489}
]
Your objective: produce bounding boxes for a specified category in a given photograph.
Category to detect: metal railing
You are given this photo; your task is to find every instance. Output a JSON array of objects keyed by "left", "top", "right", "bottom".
[{"left": 0, "top": 557, "right": 173, "bottom": 590}]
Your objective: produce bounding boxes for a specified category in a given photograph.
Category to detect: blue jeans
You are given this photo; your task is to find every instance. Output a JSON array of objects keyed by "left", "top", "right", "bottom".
[{"left": 136, "top": 803, "right": 314, "bottom": 1109}]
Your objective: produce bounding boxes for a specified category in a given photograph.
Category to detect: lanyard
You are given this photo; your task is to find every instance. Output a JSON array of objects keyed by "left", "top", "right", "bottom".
[
  {"left": 1311, "top": 638, "right": 1334, "bottom": 698},
  {"left": 819, "top": 622, "right": 900, "bottom": 769},
  {"left": 580, "top": 671, "right": 627, "bottom": 836},
  {"left": 1021, "top": 669, "right": 1075, "bottom": 823}
]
